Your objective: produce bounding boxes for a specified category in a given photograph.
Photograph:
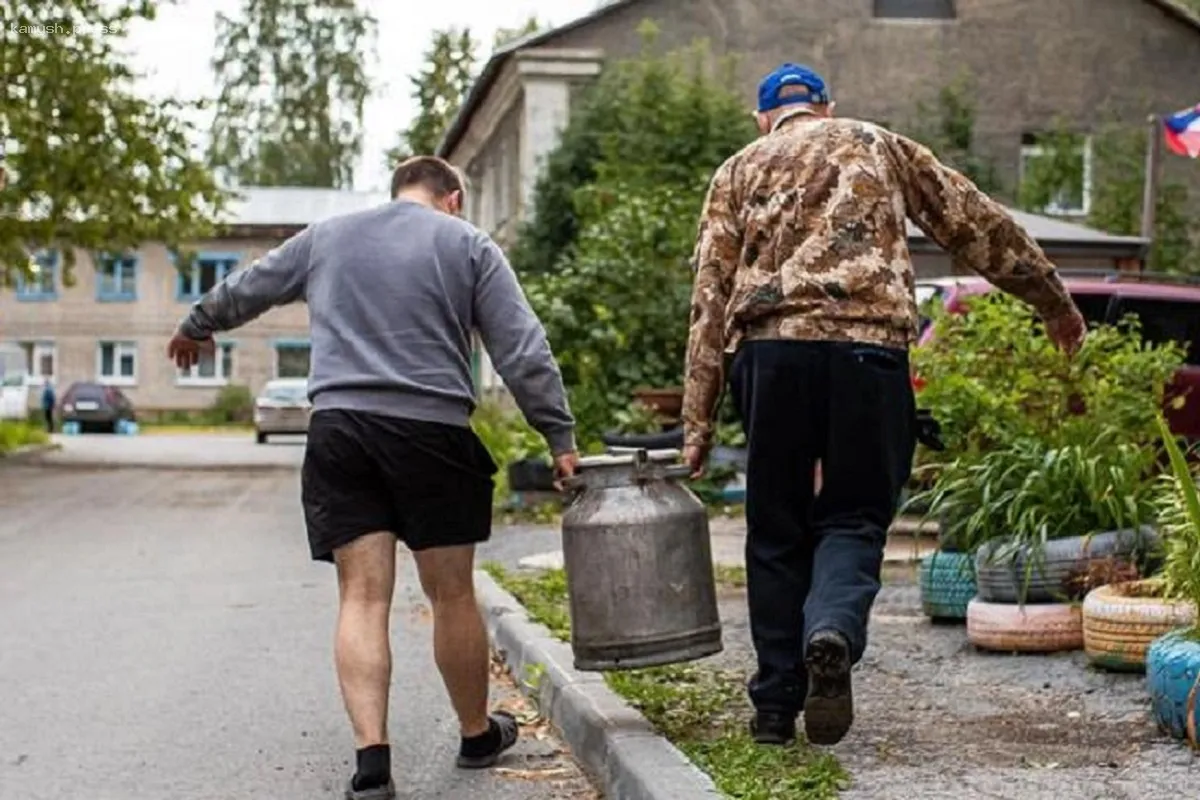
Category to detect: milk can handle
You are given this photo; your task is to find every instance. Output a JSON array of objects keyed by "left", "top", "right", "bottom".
[{"left": 660, "top": 464, "right": 695, "bottom": 481}]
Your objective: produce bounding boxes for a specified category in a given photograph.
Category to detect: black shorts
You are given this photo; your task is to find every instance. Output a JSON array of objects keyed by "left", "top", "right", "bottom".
[{"left": 301, "top": 409, "right": 497, "bottom": 562}]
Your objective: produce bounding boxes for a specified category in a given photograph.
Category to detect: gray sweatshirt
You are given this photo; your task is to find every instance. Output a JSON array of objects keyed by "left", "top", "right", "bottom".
[{"left": 178, "top": 199, "right": 576, "bottom": 454}]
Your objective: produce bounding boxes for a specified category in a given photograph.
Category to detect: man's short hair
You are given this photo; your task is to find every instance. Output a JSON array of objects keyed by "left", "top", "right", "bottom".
[{"left": 390, "top": 156, "right": 464, "bottom": 200}]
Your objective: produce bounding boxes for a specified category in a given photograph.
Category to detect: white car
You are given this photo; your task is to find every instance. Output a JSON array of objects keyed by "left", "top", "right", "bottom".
[{"left": 253, "top": 378, "right": 311, "bottom": 444}]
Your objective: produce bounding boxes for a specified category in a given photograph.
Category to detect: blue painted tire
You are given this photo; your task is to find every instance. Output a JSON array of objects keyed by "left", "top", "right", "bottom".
[
  {"left": 920, "top": 551, "right": 976, "bottom": 621},
  {"left": 1146, "top": 629, "right": 1200, "bottom": 745}
]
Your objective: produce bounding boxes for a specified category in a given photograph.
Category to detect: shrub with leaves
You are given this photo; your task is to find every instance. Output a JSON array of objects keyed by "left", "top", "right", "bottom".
[
  {"left": 913, "top": 292, "right": 1185, "bottom": 459},
  {"left": 912, "top": 292, "right": 1185, "bottom": 551},
  {"left": 1155, "top": 416, "right": 1200, "bottom": 624},
  {"left": 518, "top": 26, "right": 755, "bottom": 444}
]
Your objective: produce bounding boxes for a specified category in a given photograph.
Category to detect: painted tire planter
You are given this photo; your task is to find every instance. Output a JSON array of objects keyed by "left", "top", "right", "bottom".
[
  {"left": 966, "top": 598, "right": 1083, "bottom": 653},
  {"left": 919, "top": 551, "right": 976, "bottom": 620},
  {"left": 1146, "top": 629, "right": 1200, "bottom": 746},
  {"left": 974, "top": 527, "right": 1160, "bottom": 604},
  {"left": 1082, "top": 582, "right": 1196, "bottom": 672}
]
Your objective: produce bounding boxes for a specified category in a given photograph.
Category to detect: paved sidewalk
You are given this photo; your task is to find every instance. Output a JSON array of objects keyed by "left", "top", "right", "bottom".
[
  {"left": 520, "top": 514, "right": 939, "bottom": 571},
  {"left": 0, "top": 464, "right": 597, "bottom": 799}
]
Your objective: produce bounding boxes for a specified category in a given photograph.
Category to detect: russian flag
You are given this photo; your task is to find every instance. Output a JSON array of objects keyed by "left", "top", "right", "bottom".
[{"left": 1164, "top": 104, "right": 1200, "bottom": 158}]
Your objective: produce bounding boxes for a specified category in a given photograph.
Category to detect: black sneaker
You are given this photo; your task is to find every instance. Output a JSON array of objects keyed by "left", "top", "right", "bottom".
[
  {"left": 456, "top": 710, "right": 520, "bottom": 769},
  {"left": 750, "top": 710, "right": 797, "bottom": 745},
  {"left": 803, "top": 630, "right": 854, "bottom": 746}
]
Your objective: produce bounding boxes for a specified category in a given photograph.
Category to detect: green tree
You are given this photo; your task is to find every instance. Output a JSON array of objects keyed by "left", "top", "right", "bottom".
[
  {"left": 383, "top": 28, "right": 477, "bottom": 167},
  {"left": 519, "top": 24, "right": 756, "bottom": 443},
  {"left": 494, "top": 15, "right": 541, "bottom": 49},
  {"left": 1018, "top": 122, "right": 1196, "bottom": 274},
  {"left": 1, "top": 0, "right": 226, "bottom": 284},
  {"left": 208, "top": 0, "right": 377, "bottom": 188},
  {"left": 903, "top": 73, "right": 1002, "bottom": 195}
]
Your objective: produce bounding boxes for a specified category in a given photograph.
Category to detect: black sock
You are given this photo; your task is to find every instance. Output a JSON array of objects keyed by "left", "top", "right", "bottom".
[
  {"left": 459, "top": 718, "right": 501, "bottom": 758},
  {"left": 352, "top": 744, "right": 391, "bottom": 791}
]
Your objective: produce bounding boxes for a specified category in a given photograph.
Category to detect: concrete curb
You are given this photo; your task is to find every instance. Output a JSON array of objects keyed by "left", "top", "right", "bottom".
[
  {"left": 0, "top": 442, "right": 62, "bottom": 464},
  {"left": 474, "top": 570, "right": 723, "bottom": 800},
  {"left": 16, "top": 460, "right": 301, "bottom": 473}
]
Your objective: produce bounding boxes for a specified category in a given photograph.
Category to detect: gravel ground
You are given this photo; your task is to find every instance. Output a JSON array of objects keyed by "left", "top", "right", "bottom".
[{"left": 703, "top": 581, "right": 1195, "bottom": 800}]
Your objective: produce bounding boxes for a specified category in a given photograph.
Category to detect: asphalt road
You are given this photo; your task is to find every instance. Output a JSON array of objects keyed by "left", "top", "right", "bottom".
[{"left": 0, "top": 437, "right": 593, "bottom": 800}]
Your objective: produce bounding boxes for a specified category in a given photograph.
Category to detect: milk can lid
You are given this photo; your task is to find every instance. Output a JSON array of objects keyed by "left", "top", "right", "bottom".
[{"left": 577, "top": 448, "right": 681, "bottom": 469}]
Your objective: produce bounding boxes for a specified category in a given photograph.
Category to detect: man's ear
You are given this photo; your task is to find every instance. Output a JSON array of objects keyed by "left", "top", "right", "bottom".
[{"left": 448, "top": 189, "right": 464, "bottom": 216}]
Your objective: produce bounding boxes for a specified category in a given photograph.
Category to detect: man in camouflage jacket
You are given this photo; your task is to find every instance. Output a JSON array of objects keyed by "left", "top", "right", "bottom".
[{"left": 680, "top": 63, "right": 1087, "bottom": 748}]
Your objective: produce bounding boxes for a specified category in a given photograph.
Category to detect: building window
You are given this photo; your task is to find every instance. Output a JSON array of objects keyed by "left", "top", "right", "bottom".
[
  {"left": 273, "top": 340, "right": 311, "bottom": 379},
  {"left": 873, "top": 0, "right": 956, "bottom": 18},
  {"left": 98, "top": 341, "right": 138, "bottom": 385},
  {"left": 1019, "top": 133, "right": 1093, "bottom": 216},
  {"left": 178, "top": 342, "right": 235, "bottom": 385},
  {"left": 96, "top": 254, "right": 138, "bottom": 301},
  {"left": 15, "top": 250, "right": 58, "bottom": 301},
  {"left": 177, "top": 252, "right": 239, "bottom": 301},
  {"left": 19, "top": 341, "right": 56, "bottom": 384}
]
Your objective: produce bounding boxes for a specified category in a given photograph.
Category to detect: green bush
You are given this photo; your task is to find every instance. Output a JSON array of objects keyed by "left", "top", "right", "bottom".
[
  {"left": 912, "top": 292, "right": 1186, "bottom": 552},
  {"left": 0, "top": 421, "right": 49, "bottom": 454},
  {"left": 207, "top": 384, "right": 254, "bottom": 424},
  {"left": 912, "top": 292, "right": 1185, "bottom": 459},
  {"left": 1155, "top": 416, "right": 1200, "bottom": 623}
]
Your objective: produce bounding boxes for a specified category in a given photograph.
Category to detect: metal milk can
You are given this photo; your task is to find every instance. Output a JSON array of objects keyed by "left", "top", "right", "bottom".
[{"left": 561, "top": 448, "right": 723, "bottom": 671}]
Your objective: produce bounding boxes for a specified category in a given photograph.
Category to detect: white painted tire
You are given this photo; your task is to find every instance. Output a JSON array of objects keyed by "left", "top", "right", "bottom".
[{"left": 966, "top": 598, "right": 1083, "bottom": 653}]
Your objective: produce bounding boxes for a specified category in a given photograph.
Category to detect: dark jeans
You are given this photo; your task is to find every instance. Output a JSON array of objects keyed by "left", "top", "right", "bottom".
[
  {"left": 728, "top": 340, "right": 917, "bottom": 716},
  {"left": 43, "top": 408, "right": 54, "bottom": 433}
]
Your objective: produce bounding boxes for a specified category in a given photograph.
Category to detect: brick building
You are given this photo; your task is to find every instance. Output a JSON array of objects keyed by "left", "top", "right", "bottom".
[
  {"left": 440, "top": 0, "right": 1188, "bottom": 389},
  {"left": 0, "top": 187, "right": 383, "bottom": 412}
]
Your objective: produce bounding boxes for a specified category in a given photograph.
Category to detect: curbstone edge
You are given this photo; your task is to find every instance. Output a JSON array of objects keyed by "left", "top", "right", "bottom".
[{"left": 475, "top": 569, "right": 723, "bottom": 800}]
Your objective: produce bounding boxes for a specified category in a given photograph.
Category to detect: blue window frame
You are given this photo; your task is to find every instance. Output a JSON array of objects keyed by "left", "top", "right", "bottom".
[
  {"left": 176, "top": 251, "right": 240, "bottom": 302},
  {"left": 96, "top": 253, "right": 138, "bottom": 302},
  {"left": 15, "top": 250, "right": 59, "bottom": 301}
]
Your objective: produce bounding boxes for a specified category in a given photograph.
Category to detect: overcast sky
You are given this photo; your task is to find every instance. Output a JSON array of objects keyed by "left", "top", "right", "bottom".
[{"left": 122, "top": 0, "right": 602, "bottom": 192}]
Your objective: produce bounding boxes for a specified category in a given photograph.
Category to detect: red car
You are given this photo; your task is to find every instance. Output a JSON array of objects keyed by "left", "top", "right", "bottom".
[{"left": 915, "top": 271, "right": 1200, "bottom": 441}]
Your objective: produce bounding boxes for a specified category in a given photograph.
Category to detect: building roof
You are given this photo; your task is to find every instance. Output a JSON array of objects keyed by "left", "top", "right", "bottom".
[
  {"left": 908, "top": 208, "right": 1148, "bottom": 251},
  {"left": 218, "top": 187, "right": 387, "bottom": 228},
  {"left": 436, "top": 0, "right": 1200, "bottom": 160}
]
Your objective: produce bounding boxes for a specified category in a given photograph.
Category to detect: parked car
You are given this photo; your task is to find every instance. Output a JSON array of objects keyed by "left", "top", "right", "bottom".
[
  {"left": 60, "top": 382, "right": 137, "bottom": 433},
  {"left": 254, "top": 378, "right": 311, "bottom": 444},
  {"left": 915, "top": 270, "right": 1200, "bottom": 441}
]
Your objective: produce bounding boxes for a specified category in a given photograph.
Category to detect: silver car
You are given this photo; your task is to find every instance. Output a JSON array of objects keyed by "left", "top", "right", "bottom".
[{"left": 254, "top": 378, "right": 310, "bottom": 444}]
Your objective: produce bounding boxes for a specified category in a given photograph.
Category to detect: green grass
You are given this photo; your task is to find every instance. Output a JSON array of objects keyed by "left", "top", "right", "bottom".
[
  {"left": 481, "top": 563, "right": 847, "bottom": 799},
  {"left": 0, "top": 421, "right": 49, "bottom": 455}
]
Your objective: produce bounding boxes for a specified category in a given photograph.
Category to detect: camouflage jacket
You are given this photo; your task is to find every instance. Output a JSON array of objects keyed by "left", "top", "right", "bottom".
[{"left": 682, "top": 115, "right": 1076, "bottom": 449}]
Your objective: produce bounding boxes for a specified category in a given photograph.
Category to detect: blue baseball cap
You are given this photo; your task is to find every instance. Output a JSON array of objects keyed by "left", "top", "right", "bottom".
[{"left": 757, "top": 63, "right": 831, "bottom": 113}]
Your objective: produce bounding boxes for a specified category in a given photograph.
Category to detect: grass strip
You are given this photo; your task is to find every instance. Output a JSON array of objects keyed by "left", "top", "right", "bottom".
[{"left": 482, "top": 563, "right": 846, "bottom": 800}]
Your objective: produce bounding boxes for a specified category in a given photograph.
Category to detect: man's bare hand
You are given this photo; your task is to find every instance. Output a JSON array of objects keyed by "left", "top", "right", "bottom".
[
  {"left": 167, "top": 333, "right": 215, "bottom": 370},
  {"left": 1045, "top": 309, "right": 1087, "bottom": 357},
  {"left": 553, "top": 450, "right": 580, "bottom": 491},
  {"left": 682, "top": 444, "right": 710, "bottom": 480}
]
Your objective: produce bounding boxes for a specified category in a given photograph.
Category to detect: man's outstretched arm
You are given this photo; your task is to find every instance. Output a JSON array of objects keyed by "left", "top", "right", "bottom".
[
  {"left": 176, "top": 226, "right": 313, "bottom": 339},
  {"left": 885, "top": 131, "right": 1085, "bottom": 350}
]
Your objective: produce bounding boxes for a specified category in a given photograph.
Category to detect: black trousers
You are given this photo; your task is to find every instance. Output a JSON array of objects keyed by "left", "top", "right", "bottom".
[
  {"left": 43, "top": 408, "right": 54, "bottom": 433},
  {"left": 729, "top": 340, "right": 917, "bottom": 716}
]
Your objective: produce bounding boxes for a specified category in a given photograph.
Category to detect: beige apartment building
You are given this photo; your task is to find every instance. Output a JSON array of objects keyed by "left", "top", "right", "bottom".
[{"left": 0, "top": 187, "right": 385, "bottom": 413}]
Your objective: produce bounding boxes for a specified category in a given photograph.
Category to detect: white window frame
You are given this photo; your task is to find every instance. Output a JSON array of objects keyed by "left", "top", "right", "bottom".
[
  {"left": 1019, "top": 136, "right": 1094, "bottom": 217},
  {"left": 177, "top": 342, "right": 235, "bottom": 387},
  {"left": 97, "top": 341, "right": 138, "bottom": 386},
  {"left": 18, "top": 341, "right": 56, "bottom": 385}
]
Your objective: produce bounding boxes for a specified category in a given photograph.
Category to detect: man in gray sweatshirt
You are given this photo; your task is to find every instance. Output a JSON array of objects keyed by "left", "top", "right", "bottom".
[{"left": 167, "top": 156, "right": 578, "bottom": 800}]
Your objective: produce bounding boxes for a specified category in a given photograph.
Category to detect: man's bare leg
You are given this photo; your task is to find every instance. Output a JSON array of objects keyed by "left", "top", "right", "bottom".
[
  {"left": 413, "top": 544, "right": 520, "bottom": 767},
  {"left": 333, "top": 531, "right": 397, "bottom": 795}
]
